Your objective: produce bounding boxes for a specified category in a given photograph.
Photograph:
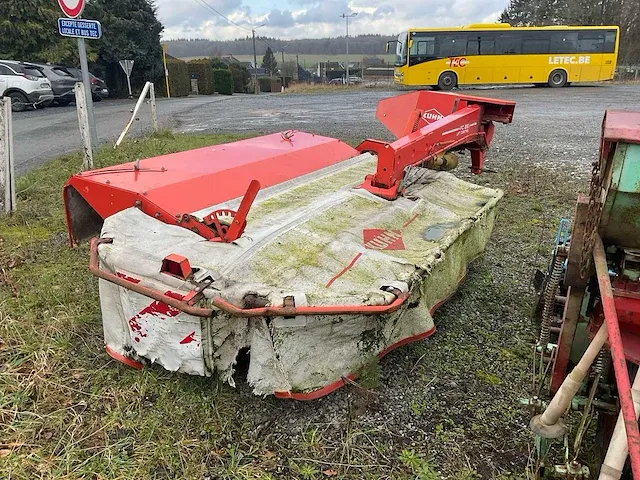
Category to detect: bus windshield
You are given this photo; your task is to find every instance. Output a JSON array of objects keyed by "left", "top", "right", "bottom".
[{"left": 395, "top": 32, "right": 407, "bottom": 67}]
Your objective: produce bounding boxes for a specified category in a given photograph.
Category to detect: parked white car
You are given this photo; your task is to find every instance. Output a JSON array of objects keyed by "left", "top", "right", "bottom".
[{"left": 0, "top": 61, "right": 54, "bottom": 112}]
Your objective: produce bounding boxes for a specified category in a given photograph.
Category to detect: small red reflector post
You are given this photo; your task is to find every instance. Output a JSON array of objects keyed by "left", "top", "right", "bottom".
[{"left": 161, "top": 254, "right": 191, "bottom": 280}]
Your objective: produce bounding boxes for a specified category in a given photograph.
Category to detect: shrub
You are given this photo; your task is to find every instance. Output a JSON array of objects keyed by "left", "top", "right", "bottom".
[
  {"left": 228, "top": 64, "right": 250, "bottom": 93},
  {"left": 161, "top": 59, "right": 190, "bottom": 97},
  {"left": 213, "top": 69, "right": 234, "bottom": 95},
  {"left": 188, "top": 60, "right": 214, "bottom": 95}
]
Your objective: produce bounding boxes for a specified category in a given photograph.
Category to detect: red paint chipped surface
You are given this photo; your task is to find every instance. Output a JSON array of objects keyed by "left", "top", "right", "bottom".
[
  {"left": 180, "top": 331, "right": 197, "bottom": 344},
  {"left": 118, "top": 272, "right": 186, "bottom": 340}
]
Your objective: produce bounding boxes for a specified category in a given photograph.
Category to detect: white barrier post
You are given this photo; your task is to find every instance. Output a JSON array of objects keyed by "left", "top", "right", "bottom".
[
  {"left": 149, "top": 82, "right": 158, "bottom": 132},
  {"left": 115, "top": 81, "right": 152, "bottom": 148},
  {"left": 0, "top": 97, "right": 16, "bottom": 213},
  {"left": 75, "top": 82, "right": 94, "bottom": 171}
]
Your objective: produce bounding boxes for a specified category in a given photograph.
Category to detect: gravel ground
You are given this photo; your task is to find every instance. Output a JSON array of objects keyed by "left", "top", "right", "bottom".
[{"left": 173, "top": 84, "right": 640, "bottom": 176}]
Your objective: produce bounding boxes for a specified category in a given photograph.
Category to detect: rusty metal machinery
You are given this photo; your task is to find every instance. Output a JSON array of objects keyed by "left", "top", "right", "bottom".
[{"left": 529, "top": 111, "right": 640, "bottom": 479}]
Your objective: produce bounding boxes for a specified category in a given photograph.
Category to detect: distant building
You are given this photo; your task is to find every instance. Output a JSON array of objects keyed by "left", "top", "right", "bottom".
[
  {"left": 248, "top": 65, "right": 268, "bottom": 76},
  {"left": 316, "top": 61, "right": 362, "bottom": 82},
  {"left": 363, "top": 57, "right": 385, "bottom": 67}
]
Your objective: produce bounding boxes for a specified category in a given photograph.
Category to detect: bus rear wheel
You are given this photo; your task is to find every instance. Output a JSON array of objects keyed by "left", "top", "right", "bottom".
[
  {"left": 548, "top": 69, "right": 567, "bottom": 88},
  {"left": 437, "top": 71, "right": 457, "bottom": 91}
]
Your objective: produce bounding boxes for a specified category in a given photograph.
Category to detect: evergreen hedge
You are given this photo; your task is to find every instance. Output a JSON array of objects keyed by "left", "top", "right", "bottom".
[
  {"left": 213, "top": 69, "right": 234, "bottom": 95},
  {"left": 187, "top": 60, "right": 214, "bottom": 95},
  {"left": 162, "top": 59, "right": 190, "bottom": 97}
]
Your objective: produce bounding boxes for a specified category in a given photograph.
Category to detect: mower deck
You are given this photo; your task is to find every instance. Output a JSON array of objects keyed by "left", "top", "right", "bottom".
[{"left": 96, "top": 153, "right": 502, "bottom": 398}]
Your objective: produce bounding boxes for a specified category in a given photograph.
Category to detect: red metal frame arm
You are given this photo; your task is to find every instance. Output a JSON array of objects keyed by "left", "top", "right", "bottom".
[
  {"left": 90, "top": 238, "right": 408, "bottom": 318},
  {"left": 356, "top": 105, "right": 486, "bottom": 199},
  {"left": 594, "top": 235, "right": 640, "bottom": 478}
]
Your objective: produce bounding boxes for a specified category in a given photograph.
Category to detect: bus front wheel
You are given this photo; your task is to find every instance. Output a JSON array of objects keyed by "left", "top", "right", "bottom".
[
  {"left": 548, "top": 69, "right": 567, "bottom": 88},
  {"left": 437, "top": 71, "right": 457, "bottom": 91}
]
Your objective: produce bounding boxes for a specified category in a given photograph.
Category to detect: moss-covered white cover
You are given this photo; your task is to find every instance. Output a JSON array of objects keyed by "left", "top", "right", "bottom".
[{"left": 98, "top": 153, "right": 503, "bottom": 397}]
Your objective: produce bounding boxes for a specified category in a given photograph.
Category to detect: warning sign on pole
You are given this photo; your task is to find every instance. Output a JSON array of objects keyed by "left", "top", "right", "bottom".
[{"left": 57, "top": 0, "right": 85, "bottom": 19}]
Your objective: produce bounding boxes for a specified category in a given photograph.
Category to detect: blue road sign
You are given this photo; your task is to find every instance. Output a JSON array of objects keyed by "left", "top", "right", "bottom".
[{"left": 58, "top": 18, "right": 102, "bottom": 39}]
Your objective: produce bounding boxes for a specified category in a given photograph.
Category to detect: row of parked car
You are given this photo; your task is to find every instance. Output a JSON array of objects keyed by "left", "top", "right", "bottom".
[{"left": 0, "top": 60, "right": 109, "bottom": 112}]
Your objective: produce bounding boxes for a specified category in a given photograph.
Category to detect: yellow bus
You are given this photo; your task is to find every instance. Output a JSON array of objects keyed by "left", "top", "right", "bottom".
[{"left": 391, "top": 23, "right": 619, "bottom": 89}]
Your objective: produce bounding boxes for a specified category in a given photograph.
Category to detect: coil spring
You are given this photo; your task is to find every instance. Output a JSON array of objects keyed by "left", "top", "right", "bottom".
[
  {"left": 593, "top": 349, "right": 610, "bottom": 377},
  {"left": 538, "top": 254, "right": 564, "bottom": 348}
]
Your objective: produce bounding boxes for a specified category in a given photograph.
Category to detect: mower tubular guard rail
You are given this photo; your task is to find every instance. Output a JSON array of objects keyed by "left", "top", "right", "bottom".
[{"left": 90, "top": 238, "right": 408, "bottom": 318}]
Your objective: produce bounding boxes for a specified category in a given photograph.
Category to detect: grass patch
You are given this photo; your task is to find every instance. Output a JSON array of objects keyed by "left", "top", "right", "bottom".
[
  {"left": 284, "top": 83, "right": 395, "bottom": 94},
  {"left": 0, "top": 131, "right": 588, "bottom": 479}
]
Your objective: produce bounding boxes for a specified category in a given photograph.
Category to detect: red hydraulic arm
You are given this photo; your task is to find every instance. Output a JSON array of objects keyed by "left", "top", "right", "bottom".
[{"left": 356, "top": 91, "right": 515, "bottom": 200}]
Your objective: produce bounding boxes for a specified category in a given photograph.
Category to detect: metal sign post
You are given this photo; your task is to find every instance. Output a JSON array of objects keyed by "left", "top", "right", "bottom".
[
  {"left": 57, "top": 0, "right": 99, "bottom": 152},
  {"left": 77, "top": 38, "right": 98, "bottom": 149},
  {"left": 119, "top": 60, "right": 134, "bottom": 98}
]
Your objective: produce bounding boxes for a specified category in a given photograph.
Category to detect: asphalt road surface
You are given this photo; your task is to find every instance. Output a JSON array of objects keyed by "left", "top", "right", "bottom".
[{"left": 12, "top": 83, "right": 640, "bottom": 175}]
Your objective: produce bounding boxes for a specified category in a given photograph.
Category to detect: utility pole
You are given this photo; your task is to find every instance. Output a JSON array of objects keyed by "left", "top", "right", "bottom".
[
  {"left": 252, "top": 29, "right": 259, "bottom": 94},
  {"left": 340, "top": 13, "right": 358, "bottom": 85},
  {"left": 281, "top": 49, "right": 285, "bottom": 88},
  {"left": 296, "top": 54, "right": 299, "bottom": 81}
]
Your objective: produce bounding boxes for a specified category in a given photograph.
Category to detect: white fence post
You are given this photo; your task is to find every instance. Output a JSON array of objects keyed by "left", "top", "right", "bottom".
[
  {"left": 0, "top": 97, "right": 16, "bottom": 213},
  {"left": 149, "top": 82, "right": 158, "bottom": 132},
  {"left": 115, "top": 81, "right": 152, "bottom": 148},
  {"left": 75, "top": 82, "right": 94, "bottom": 171}
]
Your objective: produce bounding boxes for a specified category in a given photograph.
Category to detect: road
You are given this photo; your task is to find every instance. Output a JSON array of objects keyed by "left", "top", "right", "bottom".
[{"left": 12, "top": 83, "right": 640, "bottom": 175}]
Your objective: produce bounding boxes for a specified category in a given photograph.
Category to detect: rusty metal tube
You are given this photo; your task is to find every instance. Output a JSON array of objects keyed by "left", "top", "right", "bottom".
[
  {"left": 90, "top": 237, "right": 408, "bottom": 318},
  {"left": 599, "top": 370, "right": 640, "bottom": 480}
]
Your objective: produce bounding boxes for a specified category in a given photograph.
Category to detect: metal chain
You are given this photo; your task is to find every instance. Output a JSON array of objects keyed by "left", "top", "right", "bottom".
[{"left": 579, "top": 159, "right": 604, "bottom": 279}]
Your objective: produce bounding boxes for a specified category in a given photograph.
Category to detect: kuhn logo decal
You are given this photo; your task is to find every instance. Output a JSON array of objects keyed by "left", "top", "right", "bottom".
[{"left": 422, "top": 109, "right": 444, "bottom": 123}]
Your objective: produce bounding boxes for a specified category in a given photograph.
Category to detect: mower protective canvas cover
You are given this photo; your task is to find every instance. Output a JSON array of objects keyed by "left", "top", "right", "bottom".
[
  {"left": 66, "top": 91, "right": 515, "bottom": 399},
  {"left": 97, "top": 158, "right": 501, "bottom": 399}
]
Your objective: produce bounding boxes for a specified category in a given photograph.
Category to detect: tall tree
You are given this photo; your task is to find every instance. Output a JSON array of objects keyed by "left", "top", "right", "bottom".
[
  {"left": 0, "top": 0, "right": 80, "bottom": 64},
  {"left": 261, "top": 47, "right": 278, "bottom": 76},
  {"left": 281, "top": 60, "right": 297, "bottom": 79},
  {"left": 85, "top": 0, "right": 164, "bottom": 95}
]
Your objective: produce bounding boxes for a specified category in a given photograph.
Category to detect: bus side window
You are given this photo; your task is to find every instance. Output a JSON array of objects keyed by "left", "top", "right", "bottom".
[
  {"left": 467, "top": 38, "right": 480, "bottom": 56},
  {"left": 522, "top": 38, "right": 550, "bottom": 54},
  {"left": 496, "top": 34, "right": 522, "bottom": 54},
  {"left": 550, "top": 32, "right": 578, "bottom": 54},
  {"left": 603, "top": 30, "right": 616, "bottom": 53},
  {"left": 480, "top": 37, "right": 495, "bottom": 55},
  {"left": 418, "top": 39, "right": 435, "bottom": 56},
  {"left": 578, "top": 32, "right": 604, "bottom": 53},
  {"left": 409, "top": 36, "right": 435, "bottom": 66},
  {"left": 439, "top": 35, "right": 467, "bottom": 57}
]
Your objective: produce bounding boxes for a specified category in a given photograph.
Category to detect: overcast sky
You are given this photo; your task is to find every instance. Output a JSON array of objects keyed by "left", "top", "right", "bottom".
[{"left": 156, "top": 0, "right": 509, "bottom": 40}]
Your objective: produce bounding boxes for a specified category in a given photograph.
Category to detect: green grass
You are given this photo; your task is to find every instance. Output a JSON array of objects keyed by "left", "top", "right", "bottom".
[{"left": 0, "top": 131, "right": 590, "bottom": 479}]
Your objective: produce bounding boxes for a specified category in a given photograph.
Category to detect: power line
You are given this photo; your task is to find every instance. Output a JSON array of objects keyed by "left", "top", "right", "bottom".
[{"left": 192, "top": 0, "right": 252, "bottom": 34}]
